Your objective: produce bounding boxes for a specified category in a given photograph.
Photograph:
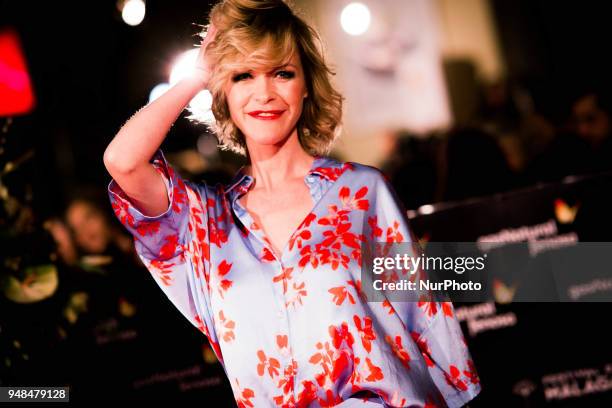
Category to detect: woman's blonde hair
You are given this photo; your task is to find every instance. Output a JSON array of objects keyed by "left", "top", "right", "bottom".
[{"left": 190, "top": 0, "right": 343, "bottom": 158}]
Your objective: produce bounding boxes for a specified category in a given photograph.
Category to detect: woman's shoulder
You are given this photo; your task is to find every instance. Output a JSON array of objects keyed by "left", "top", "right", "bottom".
[{"left": 326, "top": 157, "right": 388, "bottom": 185}]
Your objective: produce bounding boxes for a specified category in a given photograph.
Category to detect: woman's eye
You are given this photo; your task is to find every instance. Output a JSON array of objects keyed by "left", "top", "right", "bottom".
[
  {"left": 276, "top": 70, "right": 295, "bottom": 79},
  {"left": 232, "top": 72, "right": 252, "bottom": 82}
]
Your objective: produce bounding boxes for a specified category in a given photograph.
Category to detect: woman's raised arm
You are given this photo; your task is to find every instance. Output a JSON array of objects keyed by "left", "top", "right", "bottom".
[{"left": 103, "top": 24, "right": 217, "bottom": 217}]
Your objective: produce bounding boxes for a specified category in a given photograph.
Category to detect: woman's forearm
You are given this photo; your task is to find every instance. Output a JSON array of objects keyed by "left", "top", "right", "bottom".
[{"left": 103, "top": 75, "right": 206, "bottom": 173}]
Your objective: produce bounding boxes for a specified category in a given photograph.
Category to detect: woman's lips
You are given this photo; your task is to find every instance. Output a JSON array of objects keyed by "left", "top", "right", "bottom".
[{"left": 247, "top": 110, "right": 285, "bottom": 120}]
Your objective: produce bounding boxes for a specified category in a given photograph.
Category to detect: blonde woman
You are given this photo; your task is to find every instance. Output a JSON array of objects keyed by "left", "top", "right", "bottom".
[{"left": 103, "top": 0, "right": 481, "bottom": 406}]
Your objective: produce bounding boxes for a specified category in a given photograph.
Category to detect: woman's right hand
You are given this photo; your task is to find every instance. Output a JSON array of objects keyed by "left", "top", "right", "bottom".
[{"left": 194, "top": 23, "right": 218, "bottom": 90}]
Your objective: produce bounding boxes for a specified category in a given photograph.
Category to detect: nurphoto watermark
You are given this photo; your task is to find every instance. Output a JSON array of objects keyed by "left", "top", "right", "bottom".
[{"left": 361, "top": 241, "right": 612, "bottom": 303}]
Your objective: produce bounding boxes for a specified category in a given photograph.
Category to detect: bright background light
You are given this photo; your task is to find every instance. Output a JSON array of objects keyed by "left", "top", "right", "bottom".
[
  {"left": 167, "top": 48, "right": 215, "bottom": 123},
  {"left": 340, "top": 2, "right": 371, "bottom": 36},
  {"left": 121, "top": 0, "right": 146, "bottom": 27},
  {"left": 169, "top": 49, "right": 200, "bottom": 86},
  {"left": 418, "top": 204, "right": 435, "bottom": 215},
  {"left": 148, "top": 83, "right": 170, "bottom": 104}
]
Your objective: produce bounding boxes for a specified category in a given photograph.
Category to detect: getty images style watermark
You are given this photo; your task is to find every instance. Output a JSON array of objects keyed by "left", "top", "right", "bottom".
[
  {"left": 360, "top": 241, "right": 612, "bottom": 303},
  {"left": 371, "top": 251, "right": 486, "bottom": 292}
]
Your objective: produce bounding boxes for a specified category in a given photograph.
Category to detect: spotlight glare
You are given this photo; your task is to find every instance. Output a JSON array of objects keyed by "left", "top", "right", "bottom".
[
  {"left": 169, "top": 49, "right": 200, "bottom": 85},
  {"left": 340, "top": 2, "right": 371, "bottom": 36},
  {"left": 418, "top": 204, "right": 435, "bottom": 215},
  {"left": 148, "top": 83, "right": 170, "bottom": 104},
  {"left": 169, "top": 49, "right": 215, "bottom": 122},
  {"left": 188, "top": 89, "right": 215, "bottom": 124},
  {"left": 122, "top": 0, "right": 146, "bottom": 27}
]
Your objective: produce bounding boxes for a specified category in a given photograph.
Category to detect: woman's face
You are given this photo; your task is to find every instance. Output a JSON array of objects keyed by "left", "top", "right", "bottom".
[{"left": 224, "top": 52, "right": 308, "bottom": 148}]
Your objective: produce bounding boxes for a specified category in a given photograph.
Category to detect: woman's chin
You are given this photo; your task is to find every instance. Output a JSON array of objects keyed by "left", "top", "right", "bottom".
[{"left": 246, "top": 134, "right": 291, "bottom": 147}]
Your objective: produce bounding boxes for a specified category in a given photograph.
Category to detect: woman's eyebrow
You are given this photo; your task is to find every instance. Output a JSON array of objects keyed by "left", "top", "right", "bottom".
[{"left": 270, "top": 63, "right": 297, "bottom": 71}]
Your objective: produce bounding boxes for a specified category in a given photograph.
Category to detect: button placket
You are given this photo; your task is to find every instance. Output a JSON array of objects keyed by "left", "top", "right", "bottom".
[{"left": 274, "top": 258, "right": 301, "bottom": 402}]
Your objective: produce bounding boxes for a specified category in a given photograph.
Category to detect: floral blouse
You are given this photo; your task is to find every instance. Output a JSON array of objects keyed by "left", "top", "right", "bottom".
[{"left": 107, "top": 149, "right": 481, "bottom": 407}]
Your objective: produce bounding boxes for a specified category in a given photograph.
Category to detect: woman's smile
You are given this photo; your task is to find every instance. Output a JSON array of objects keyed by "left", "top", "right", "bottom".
[{"left": 247, "top": 110, "right": 286, "bottom": 120}]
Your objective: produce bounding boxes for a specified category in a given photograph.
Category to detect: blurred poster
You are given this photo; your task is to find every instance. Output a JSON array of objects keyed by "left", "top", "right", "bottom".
[{"left": 316, "top": 0, "right": 451, "bottom": 134}]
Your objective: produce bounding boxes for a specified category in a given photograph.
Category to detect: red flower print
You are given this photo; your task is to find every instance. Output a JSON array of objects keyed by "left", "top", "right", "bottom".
[
  {"left": 318, "top": 205, "right": 352, "bottom": 231},
  {"left": 311, "top": 162, "right": 354, "bottom": 181},
  {"left": 288, "top": 213, "right": 316, "bottom": 251},
  {"left": 411, "top": 331, "right": 434, "bottom": 367},
  {"left": 189, "top": 202, "right": 207, "bottom": 240},
  {"left": 418, "top": 298, "right": 438, "bottom": 317},
  {"left": 276, "top": 334, "right": 292, "bottom": 358},
  {"left": 158, "top": 234, "right": 180, "bottom": 259},
  {"left": 216, "top": 259, "right": 233, "bottom": 298},
  {"left": 326, "top": 350, "right": 351, "bottom": 384},
  {"left": 319, "top": 389, "right": 343, "bottom": 407},
  {"left": 218, "top": 310, "right": 236, "bottom": 342},
  {"left": 348, "top": 355, "right": 363, "bottom": 387},
  {"left": 296, "top": 380, "right": 318, "bottom": 408},
  {"left": 149, "top": 259, "right": 175, "bottom": 286},
  {"left": 364, "top": 357, "right": 384, "bottom": 382},
  {"left": 317, "top": 246, "right": 351, "bottom": 270},
  {"left": 381, "top": 299, "right": 396, "bottom": 315},
  {"left": 385, "top": 335, "right": 411, "bottom": 369},
  {"left": 234, "top": 378, "right": 255, "bottom": 408},
  {"left": 309, "top": 332, "right": 354, "bottom": 390},
  {"left": 209, "top": 216, "right": 229, "bottom": 248},
  {"left": 273, "top": 266, "right": 294, "bottom": 294},
  {"left": 261, "top": 246, "right": 276, "bottom": 262},
  {"left": 171, "top": 176, "right": 189, "bottom": 212},
  {"left": 442, "top": 301, "right": 454, "bottom": 317},
  {"left": 387, "top": 390, "right": 407, "bottom": 407},
  {"left": 194, "top": 314, "right": 205, "bottom": 333},
  {"left": 386, "top": 220, "right": 404, "bottom": 243},
  {"left": 328, "top": 285, "right": 356, "bottom": 306},
  {"left": 111, "top": 198, "right": 136, "bottom": 228},
  {"left": 464, "top": 359, "right": 480, "bottom": 385},
  {"left": 288, "top": 229, "right": 312, "bottom": 251},
  {"left": 338, "top": 186, "right": 370, "bottom": 211},
  {"left": 330, "top": 322, "right": 355, "bottom": 349},
  {"left": 444, "top": 364, "right": 468, "bottom": 391},
  {"left": 257, "top": 350, "right": 281, "bottom": 379},
  {"left": 136, "top": 219, "right": 161, "bottom": 237},
  {"left": 285, "top": 281, "right": 307, "bottom": 308},
  {"left": 353, "top": 315, "right": 376, "bottom": 353},
  {"left": 298, "top": 245, "right": 319, "bottom": 269},
  {"left": 367, "top": 216, "right": 383, "bottom": 240},
  {"left": 275, "top": 359, "right": 298, "bottom": 400},
  {"left": 308, "top": 343, "right": 325, "bottom": 366}
]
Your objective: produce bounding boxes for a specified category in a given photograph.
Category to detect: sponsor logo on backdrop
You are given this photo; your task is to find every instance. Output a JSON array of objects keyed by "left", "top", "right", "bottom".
[
  {"left": 542, "top": 363, "right": 612, "bottom": 401},
  {"left": 454, "top": 302, "right": 517, "bottom": 337}
]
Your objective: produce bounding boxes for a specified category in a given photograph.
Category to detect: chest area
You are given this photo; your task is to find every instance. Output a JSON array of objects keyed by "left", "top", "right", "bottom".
[{"left": 238, "top": 181, "right": 315, "bottom": 255}]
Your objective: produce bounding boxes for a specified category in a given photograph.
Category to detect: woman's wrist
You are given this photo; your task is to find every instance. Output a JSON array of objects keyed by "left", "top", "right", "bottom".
[{"left": 183, "top": 69, "right": 209, "bottom": 92}]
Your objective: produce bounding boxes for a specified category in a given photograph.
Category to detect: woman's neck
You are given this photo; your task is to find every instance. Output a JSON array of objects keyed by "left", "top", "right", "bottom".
[{"left": 244, "top": 130, "right": 316, "bottom": 192}]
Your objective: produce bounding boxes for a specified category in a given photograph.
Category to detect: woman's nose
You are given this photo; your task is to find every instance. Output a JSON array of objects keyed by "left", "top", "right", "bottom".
[{"left": 253, "top": 76, "right": 274, "bottom": 104}]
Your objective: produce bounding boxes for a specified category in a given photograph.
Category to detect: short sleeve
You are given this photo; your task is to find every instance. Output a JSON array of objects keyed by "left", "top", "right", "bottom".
[
  {"left": 367, "top": 169, "right": 481, "bottom": 407},
  {"left": 107, "top": 149, "right": 223, "bottom": 364},
  {"left": 107, "top": 149, "right": 190, "bottom": 262}
]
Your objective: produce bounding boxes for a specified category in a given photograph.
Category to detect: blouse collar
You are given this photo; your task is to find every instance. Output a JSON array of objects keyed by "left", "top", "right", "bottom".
[{"left": 224, "top": 155, "right": 345, "bottom": 199}]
